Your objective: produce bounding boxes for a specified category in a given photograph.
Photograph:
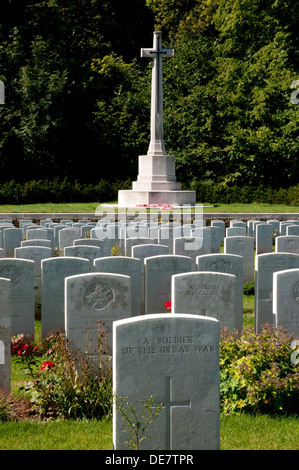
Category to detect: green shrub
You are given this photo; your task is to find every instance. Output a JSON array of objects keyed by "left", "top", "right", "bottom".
[
  {"left": 243, "top": 281, "right": 255, "bottom": 295},
  {"left": 29, "top": 333, "right": 113, "bottom": 420},
  {"left": 189, "top": 180, "right": 299, "bottom": 205},
  {"left": 220, "top": 325, "right": 299, "bottom": 415}
]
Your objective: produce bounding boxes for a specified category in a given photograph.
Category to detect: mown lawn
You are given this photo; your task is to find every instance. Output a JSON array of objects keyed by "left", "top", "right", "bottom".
[{"left": 0, "top": 202, "right": 298, "bottom": 213}]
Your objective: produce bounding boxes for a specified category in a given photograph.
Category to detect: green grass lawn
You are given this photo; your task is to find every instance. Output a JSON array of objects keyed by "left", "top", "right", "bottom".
[
  {"left": 1, "top": 413, "right": 298, "bottom": 450},
  {"left": 0, "top": 202, "right": 298, "bottom": 213}
]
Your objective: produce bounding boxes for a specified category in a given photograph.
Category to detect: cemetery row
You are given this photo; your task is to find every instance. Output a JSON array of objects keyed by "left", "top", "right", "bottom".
[{"left": 0, "top": 216, "right": 299, "bottom": 449}]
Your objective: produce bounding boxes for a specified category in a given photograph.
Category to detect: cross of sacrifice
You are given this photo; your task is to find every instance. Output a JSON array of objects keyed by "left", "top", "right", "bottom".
[
  {"left": 0, "top": 81, "right": 5, "bottom": 104},
  {"left": 155, "top": 376, "right": 191, "bottom": 450},
  {"left": 141, "top": 31, "right": 174, "bottom": 156}
]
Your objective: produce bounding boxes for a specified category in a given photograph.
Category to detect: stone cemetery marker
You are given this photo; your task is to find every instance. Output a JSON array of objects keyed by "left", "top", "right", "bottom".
[
  {"left": 226, "top": 227, "right": 246, "bottom": 237},
  {"left": 267, "top": 220, "right": 280, "bottom": 236},
  {"left": 0, "top": 259, "right": 35, "bottom": 338},
  {"left": 0, "top": 248, "right": 3, "bottom": 258},
  {"left": 0, "top": 277, "right": 11, "bottom": 393},
  {"left": 58, "top": 227, "right": 80, "bottom": 250},
  {"left": 3, "top": 228, "right": 22, "bottom": 257},
  {"left": 172, "top": 272, "right": 238, "bottom": 331},
  {"left": 211, "top": 220, "right": 225, "bottom": 242},
  {"left": 256, "top": 223, "right": 273, "bottom": 254},
  {"left": 275, "top": 236, "right": 299, "bottom": 254},
  {"left": 21, "top": 239, "right": 52, "bottom": 249},
  {"left": 132, "top": 244, "right": 169, "bottom": 314},
  {"left": 14, "top": 246, "right": 52, "bottom": 308},
  {"left": 255, "top": 253, "right": 299, "bottom": 333},
  {"left": 27, "top": 228, "right": 54, "bottom": 248},
  {"left": 144, "top": 255, "right": 192, "bottom": 314},
  {"left": 41, "top": 257, "right": 90, "bottom": 339},
  {"left": 94, "top": 256, "right": 141, "bottom": 317},
  {"left": 173, "top": 236, "right": 205, "bottom": 271},
  {"left": 65, "top": 273, "right": 132, "bottom": 371},
  {"left": 273, "top": 268, "right": 299, "bottom": 337},
  {"left": 125, "top": 237, "right": 157, "bottom": 257},
  {"left": 287, "top": 225, "right": 299, "bottom": 236},
  {"left": 224, "top": 235, "right": 254, "bottom": 282},
  {"left": 196, "top": 253, "right": 243, "bottom": 332},
  {"left": 132, "top": 243, "right": 169, "bottom": 260},
  {"left": 90, "top": 227, "right": 112, "bottom": 256},
  {"left": 64, "top": 245, "right": 101, "bottom": 266},
  {"left": 113, "top": 313, "right": 220, "bottom": 450},
  {"left": 74, "top": 238, "right": 105, "bottom": 251}
]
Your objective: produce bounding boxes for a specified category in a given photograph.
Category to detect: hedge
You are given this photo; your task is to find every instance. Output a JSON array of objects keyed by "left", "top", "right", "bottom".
[{"left": 0, "top": 178, "right": 298, "bottom": 205}]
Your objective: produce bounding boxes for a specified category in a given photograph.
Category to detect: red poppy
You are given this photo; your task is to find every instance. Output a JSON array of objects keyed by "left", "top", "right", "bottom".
[
  {"left": 165, "top": 301, "right": 171, "bottom": 311},
  {"left": 41, "top": 361, "right": 54, "bottom": 371}
]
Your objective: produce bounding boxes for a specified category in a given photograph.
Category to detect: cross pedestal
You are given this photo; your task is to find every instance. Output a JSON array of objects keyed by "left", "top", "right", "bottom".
[{"left": 118, "top": 31, "right": 196, "bottom": 207}]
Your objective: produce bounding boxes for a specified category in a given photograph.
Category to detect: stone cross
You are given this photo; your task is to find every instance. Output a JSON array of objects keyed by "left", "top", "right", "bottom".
[
  {"left": 141, "top": 31, "right": 174, "bottom": 156},
  {"left": 0, "top": 81, "right": 4, "bottom": 104}
]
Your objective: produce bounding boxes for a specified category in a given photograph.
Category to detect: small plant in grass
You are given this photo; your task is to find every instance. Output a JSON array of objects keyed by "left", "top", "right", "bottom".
[
  {"left": 220, "top": 324, "right": 299, "bottom": 415},
  {"left": 114, "top": 395, "right": 163, "bottom": 450}
]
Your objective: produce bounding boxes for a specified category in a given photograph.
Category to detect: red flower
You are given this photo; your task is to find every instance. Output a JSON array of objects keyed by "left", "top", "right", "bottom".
[
  {"left": 41, "top": 361, "right": 54, "bottom": 371},
  {"left": 165, "top": 301, "right": 171, "bottom": 311}
]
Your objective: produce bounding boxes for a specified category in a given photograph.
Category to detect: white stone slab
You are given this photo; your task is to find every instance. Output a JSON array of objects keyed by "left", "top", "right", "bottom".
[
  {"left": 41, "top": 257, "right": 90, "bottom": 339},
  {"left": 113, "top": 313, "right": 220, "bottom": 450},
  {"left": 144, "top": 255, "right": 192, "bottom": 314},
  {"left": 172, "top": 271, "right": 238, "bottom": 331},
  {"left": 65, "top": 273, "right": 132, "bottom": 370},
  {"left": 0, "top": 259, "right": 35, "bottom": 338},
  {"left": 255, "top": 253, "right": 299, "bottom": 332},
  {"left": 0, "top": 277, "right": 11, "bottom": 393}
]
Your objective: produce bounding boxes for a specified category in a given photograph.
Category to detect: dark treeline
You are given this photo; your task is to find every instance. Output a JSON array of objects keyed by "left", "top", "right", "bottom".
[{"left": 0, "top": 0, "right": 298, "bottom": 193}]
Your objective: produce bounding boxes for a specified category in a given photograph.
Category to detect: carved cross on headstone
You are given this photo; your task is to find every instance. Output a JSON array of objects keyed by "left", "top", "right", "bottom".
[
  {"left": 141, "top": 31, "right": 174, "bottom": 156},
  {"left": 158, "top": 376, "right": 191, "bottom": 450},
  {"left": 0, "top": 81, "right": 5, "bottom": 104}
]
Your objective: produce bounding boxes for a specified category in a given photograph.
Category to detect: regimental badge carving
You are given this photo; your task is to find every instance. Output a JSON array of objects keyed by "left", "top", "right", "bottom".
[
  {"left": 293, "top": 281, "right": 299, "bottom": 304},
  {"left": 84, "top": 282, "right": 115, "bottom": 311}
]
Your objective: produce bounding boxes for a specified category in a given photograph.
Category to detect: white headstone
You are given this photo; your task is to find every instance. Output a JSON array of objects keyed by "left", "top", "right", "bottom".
[
  {"left": 256, "top": 223, "right": 273, "bottom": 254},
  {"left": 255, "top": 253, "right": 299, "bottom": 332},
  {"left": 172, "top": 271, "right": 238, "bottom": 331},
  {"left": 173, "top": 237, "right": 204, "bottom": 271},
  {"left": 64, "top": 245, "right": 101, "bottom": 266},
  {"left": 224, "top": 236, "right": 254, "bottom": 282},
  {"left": 125, "top": 237, "right": 156, "bottom": 257},
  {"left": 65, "top": 273, "right": 132, "bottom": 370},
  {"left": 94, "top": 256, "right": 142, "bottom": 317},
  {"left": 14, "top": 246, "right": 52, "bottom": 307},
  {"left": 144, "top": 255, "right": 192, "bottom": 314},
  {"left": 58, "top": 228, "right": 80, "bottom": 250},
  {"left": 0, "top": 277, "right": 11, "bottom": 393},
  {"left": 41, "top": 257, "right": 90, "bottom": 339},
  {"left": 0, "top": 259, "right": 35, "bottom": 338},
  {"left": 3, "top": 228, "right": 22, "bottom": 257},
  {"left": 275, "top": 236, "right": 299, "bottom": 254},
  {"left": 273, "top": 268, "right": 299, "bottom": 337},
  {"left": 113, "top": 313, "right": 220, "bottom": 450},
  {"left": 196, "top": 253, "right": 243, "bottom": 332}
]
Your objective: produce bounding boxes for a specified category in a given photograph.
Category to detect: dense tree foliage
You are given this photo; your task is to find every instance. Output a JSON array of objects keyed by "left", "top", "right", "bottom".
[{"left": 0, "top": 0, "right": 298, "bottom": 190}]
